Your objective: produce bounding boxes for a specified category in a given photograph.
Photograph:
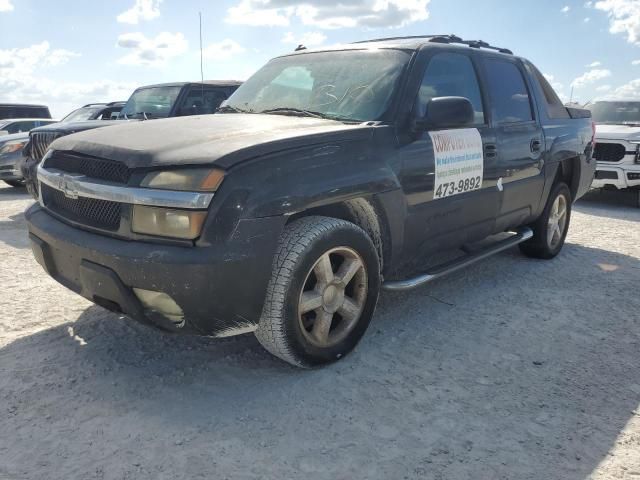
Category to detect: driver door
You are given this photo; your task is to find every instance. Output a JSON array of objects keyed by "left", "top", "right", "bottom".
[{"left": 397, "top": 50, "right": 501, "bottom": 256}]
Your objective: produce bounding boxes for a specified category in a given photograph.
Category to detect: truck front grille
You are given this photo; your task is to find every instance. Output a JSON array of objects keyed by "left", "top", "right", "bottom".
[
  {"left": 44, "top": 152, "right": 131, "bottom": 184},
  {"left": 593, "top": 143, "right": 626, "bottom": 163},
  {"left": 30, "top": 131, "right": 63, "bottom": 162},
  {"left": 41, "top": 184, "right": 122, "bottom": 231}
]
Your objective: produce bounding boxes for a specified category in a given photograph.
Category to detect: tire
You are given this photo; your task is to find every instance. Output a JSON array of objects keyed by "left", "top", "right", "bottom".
[
  {"left": 519, "top": 182, "right": 572, "bottom": 259},
  {"left": 3, "top": 180, "right": 25, "bottom": 188},
  {"left": 255, "top": 216, "right": 381, "bottom": 368}
]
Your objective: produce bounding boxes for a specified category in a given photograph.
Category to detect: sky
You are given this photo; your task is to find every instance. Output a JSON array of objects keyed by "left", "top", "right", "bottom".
[{"left": 1, "top": 0, "right": 640, "bottom": 117}]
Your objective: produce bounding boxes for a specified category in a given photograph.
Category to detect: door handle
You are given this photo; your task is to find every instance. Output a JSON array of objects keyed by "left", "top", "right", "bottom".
[
  {"left": 530, "top": 139, "right": 542, "bottom": 153},
  {"left": 484, "top": 143, "right": 497, "bottom": 158}
]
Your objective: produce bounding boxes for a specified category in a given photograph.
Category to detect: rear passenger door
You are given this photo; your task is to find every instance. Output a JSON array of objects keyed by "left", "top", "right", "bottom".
[{"left": 481, "top": 57, "right": 545, "bottom": 229}]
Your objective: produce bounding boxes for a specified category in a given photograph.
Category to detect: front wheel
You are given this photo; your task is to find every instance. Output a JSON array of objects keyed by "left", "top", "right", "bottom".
[
  {"left": 255, "top": 216, "right": 381, "bottom": 368},
  {"left": 519, "top": 182, "right": 572, "bottom": 259}
]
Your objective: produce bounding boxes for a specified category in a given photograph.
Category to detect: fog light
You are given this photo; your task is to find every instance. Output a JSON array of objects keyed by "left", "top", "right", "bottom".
[
  {"left": 133, "top": 288, "right": 184, "bottom": 326},
  {"left": 132, "top": 205, "right": 207, "bottom": 239}
]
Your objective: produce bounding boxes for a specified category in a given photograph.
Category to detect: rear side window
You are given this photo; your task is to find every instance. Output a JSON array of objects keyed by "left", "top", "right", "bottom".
[
  {"left": 529, "top": 65, "right": 570, "bottom": 119},
  {"left": 484, "top": 59, "right": 533, "bottom": 124},
  {"left": 416, "top": 52, "right": 485, "bottom": 124}
]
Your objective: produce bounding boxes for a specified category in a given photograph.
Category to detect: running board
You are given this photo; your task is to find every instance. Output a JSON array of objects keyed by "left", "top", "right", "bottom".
[{"left": 382, "top": 227, "right": 533, "bottom": 291}]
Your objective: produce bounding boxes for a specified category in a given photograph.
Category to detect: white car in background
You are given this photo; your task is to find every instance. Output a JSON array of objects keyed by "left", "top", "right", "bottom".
[
  {"left": 0, "top": 118, "right": 57, "bottom": 136},
  {"left": 588, "top": 101, "right": 640, "bottom": 191}
]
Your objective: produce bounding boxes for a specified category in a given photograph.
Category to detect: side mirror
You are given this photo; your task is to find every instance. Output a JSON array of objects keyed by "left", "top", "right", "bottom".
[{"left": 420, "top": 96, "right": 475, "bottom": 130}]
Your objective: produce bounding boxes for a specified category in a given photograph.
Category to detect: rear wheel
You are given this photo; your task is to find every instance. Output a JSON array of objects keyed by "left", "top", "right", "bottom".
[
  {"left": 519, "top": 182, "right": 571, "bottom": 259},
  {"left": 255, "top": 216, "right": 380, "bottom": 368},
  {"left": 3, "top": 180, "right": 24, "bottom": 188}
]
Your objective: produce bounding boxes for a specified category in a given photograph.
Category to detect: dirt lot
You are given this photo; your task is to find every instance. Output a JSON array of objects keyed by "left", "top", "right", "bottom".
[{"left": 0, "top": 184, "right": 639, "bottom": 480}]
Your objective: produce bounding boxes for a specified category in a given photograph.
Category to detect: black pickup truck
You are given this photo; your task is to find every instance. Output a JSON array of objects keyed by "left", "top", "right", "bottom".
[
  {"left": 26, "top": 35, "right": 595, "bottom": 368},
  {"left": 21, "top": 81, "right": 242, "bottom": 197}
]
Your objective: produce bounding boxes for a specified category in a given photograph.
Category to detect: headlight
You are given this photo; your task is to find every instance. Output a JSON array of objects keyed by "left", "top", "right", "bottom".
[
  {"left": 141, "top": 168, "right": 225, "bottom": 192},
  {"left": 0, "top": 140, "right": 27, "bottom": 155},
  {"left": 132, "top": 206, "right": 207, "bottom": 239}
]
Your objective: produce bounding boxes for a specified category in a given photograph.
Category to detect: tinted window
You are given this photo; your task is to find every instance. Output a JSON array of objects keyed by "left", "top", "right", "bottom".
[
  {"left": 6, "top": 120, "right": 36, "bottom": 133},
  {"left": 0, "top": 106, "right": 50, "bottom": 119},
  {"left": 588, "top": 101, "right": 640, "bottom": 124},
  {"left": 416, "top": 52, "right": 485, "bottom": 124},
  {"left": 528, "top": 65, "right": 569, "bottom": 119},
  {"left": 178, "top": 88, "right": 228, "bottom": 115},
  {"left": 484, "top": 59, "right": 533, "bottom": 124}
]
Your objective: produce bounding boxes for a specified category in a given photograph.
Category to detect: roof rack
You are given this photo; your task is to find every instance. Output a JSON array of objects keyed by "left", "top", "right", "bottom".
[{"left": 353, "top": 34, "right": 513, "bottom": 55}]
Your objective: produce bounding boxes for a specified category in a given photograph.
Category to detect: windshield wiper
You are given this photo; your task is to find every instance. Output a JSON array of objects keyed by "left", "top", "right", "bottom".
[
  {"left": 133, "top": 111, "right": 154, "bottom": 120},
  {"left": 216, "top": 105, "right": 253, "bottom": 114},
  {"left": 259, "top": 107, "right": 348, "bottom": 121}
]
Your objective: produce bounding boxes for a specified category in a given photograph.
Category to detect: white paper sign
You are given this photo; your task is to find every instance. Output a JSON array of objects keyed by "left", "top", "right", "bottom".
[{"left": 429, "top": 128, "right": 484, "bottom": 200}]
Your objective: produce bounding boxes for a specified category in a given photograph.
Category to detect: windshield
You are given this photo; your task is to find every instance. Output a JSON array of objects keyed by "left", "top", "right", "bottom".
[
  {"left": 588, "top": 101, "right": 640, "bottom": 125},
  {"left": 61, "top": 106, "right": 103, "bottom": 123},
  {"left": 119, "top": 86, "right": 182, "bottom": 119},
  {"left": 223, "top": 49, "right": 410, "bottom": 122}
]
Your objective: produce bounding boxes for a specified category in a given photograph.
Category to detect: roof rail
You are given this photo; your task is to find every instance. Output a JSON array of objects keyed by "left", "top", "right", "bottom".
[
  {"left": 352, "top": 34, "right": 443, "bottom": 44},
  {"left": 353, "top": 34, "right": 513, "bottom": 55},
  {"left": 429, "top": 35, "right": 513, "bottom": 54}
]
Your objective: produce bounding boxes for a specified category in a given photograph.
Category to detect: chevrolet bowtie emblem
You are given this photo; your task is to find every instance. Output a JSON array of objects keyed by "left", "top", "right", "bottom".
[{"left": 55, "top": 174, "right": 83, "bottom": 200}]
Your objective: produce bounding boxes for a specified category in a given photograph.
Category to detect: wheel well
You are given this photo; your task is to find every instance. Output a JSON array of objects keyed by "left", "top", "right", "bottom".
[
  {"left": 557, "top": 157, "right": 581, "bottom": 201},
  {"left": 287, "top": 198, "right": 390, "bottom": 273}
]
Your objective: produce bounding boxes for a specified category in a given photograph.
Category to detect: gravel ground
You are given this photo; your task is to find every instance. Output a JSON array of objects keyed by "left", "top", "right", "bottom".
[{"left": 0, "top": 184, "right": 639, "bottom": 480}]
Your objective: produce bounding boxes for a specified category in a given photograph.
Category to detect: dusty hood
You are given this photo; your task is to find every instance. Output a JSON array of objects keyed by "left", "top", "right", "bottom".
[
  {"left": 595, "top": 124, "right": 640, "bottom": 141},
  {"left": 49, "top": 114, "right": 372, "bottom": 169}
]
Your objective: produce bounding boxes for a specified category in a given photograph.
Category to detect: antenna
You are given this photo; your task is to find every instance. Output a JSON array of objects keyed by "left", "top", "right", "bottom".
[
  {"left": 199, "top": 12, "right": 204, "bottom": 83},
  {"left": 199, "top": 11, "right": 205, "bottom": 112},
  {"left": 570, "top": 85, "right": 574, "bottom": 104}
]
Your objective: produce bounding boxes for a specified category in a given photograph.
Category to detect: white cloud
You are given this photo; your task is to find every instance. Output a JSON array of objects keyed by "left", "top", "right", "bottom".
[
  {"left": 281, "top": 31, "right": 327, "bottom": 47},
  {"left": 632, "top": 59, "right": 640, "bottom": 65},
  {"left": 203, "top": 39, "right": 245, "bottom": 60},
  {"left": 596, "top": 84, "right": 612, "bottom": 91},
  {"left": 584, "top": 16, "right": 591, "bottom": 22},
  {"left": 571, "top": 68, "right": 612, "bottom": 87},
  {"left": 226, "top": 0, "right": 431, "bottom": 29},
  {"left": 117, "top": 0, "right": 162, "bottom": 24},
  {"left": 0, "top": 42, "right": 131, "bottom": 118},
  {"left": 586, "top": 61, "right": 601, "bottom": 67},
  {"left": 0, "top": 0, "right": 14, "bottom": 12},
  {"left": 594, "top": 0, "right": 640, "bottom": 44},
  {"left": 116, "top": 31, "right": 187, "bottom": 66},
  {"left": 0, "top": 42, "right": 79, "bottom": 77},
  {"left": 561, "top": 5, "right": 570, "bottom": 12}
]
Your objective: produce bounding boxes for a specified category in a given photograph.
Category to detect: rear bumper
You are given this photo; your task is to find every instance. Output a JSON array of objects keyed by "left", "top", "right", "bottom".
[
  {"left": 26, "top": 204, "right": 284, "bottom": 336},
  {"left": 592, "top": 164, "right": 640, "bottom": 189}
]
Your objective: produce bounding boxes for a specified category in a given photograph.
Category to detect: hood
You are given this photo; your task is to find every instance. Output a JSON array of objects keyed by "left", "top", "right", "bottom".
[
  {"left": 0, "top": 132, "right": 29, "bottom": 145},
  {"left": 595, "top": 123, "right": 640, "bottom": 141},
  {"left": 31, "top": 119, "right": 136, "bottom": 135},
  {"left": 49, "top": 114, "right": 373, "bottom": 169}
]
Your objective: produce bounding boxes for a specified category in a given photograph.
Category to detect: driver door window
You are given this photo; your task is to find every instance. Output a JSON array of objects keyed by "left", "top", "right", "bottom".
[
  {"left": 417, "top": 53, "right": 485, "bottom": 125},
  {"left": 179, "top": 88, "right": 228, "bottom": 116}
]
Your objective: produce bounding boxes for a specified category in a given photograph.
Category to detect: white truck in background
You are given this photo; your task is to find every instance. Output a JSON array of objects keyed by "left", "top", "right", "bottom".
[{"left": 588, "top": 101, "right": 640, "bottom": 193}]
